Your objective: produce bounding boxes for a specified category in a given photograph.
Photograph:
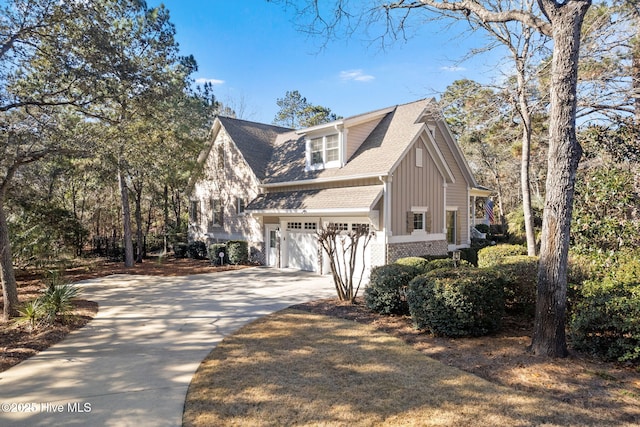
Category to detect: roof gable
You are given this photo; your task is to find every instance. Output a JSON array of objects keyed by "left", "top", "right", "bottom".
[
  {"left": 217, "top": 116, "right": 293, "bottom": 180},
  {"left": 261, "top": 99, "right": 433, "bottom": 185}
]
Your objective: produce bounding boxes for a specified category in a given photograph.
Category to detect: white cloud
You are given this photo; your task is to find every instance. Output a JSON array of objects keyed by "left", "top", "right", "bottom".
[
  {"left": 339, "top": 69, "right": 375, "bottom": 82},
  {"left": 440, "top": 66, "right": 466, "bottom": 72},
  {"left": 195, "top": 77, "right": 225, "bottom": 85}
]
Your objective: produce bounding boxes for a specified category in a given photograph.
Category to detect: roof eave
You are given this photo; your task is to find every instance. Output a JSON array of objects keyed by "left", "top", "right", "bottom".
[
  {"left": 259, "top": 172, "right": 389, "bottom": 189},
  {"left": 246, "top": 207, "right": 374, "bottom": 216}
]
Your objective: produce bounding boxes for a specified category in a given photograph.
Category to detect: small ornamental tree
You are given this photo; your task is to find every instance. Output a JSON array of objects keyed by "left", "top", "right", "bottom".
[{"left": 317, "top": 223, "right": 373, "bottom": 302}]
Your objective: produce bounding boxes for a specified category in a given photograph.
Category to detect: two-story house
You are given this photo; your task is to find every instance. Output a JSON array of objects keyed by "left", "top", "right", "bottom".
[{"left": 188, "top": 98, "right": 490, "bottom": 273}]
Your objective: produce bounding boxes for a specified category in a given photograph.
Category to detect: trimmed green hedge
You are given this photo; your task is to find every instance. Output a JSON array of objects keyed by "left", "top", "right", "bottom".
[
  {"left": 187, "top": 241, "right": 207, "bottom": 260},
  {"left": 406, "top": 267, "right": 505, "bottom": 337},
  {"left": 227, "top": 240, "right": 249, "bottom": 264},
  {"left": 395, "top": 257, "right": 430, "bottom": 274},
  {"left": 364, "top": 264, "right": 420, "bottom": 315},
  {"left": 570, "top": 254, "right": 640, "bottom": 363},
  {"left": 428, "top": 258, "right": 472, "bottom": 271},
  {"left": 498, "top": 255, "right": 539, "bottom": 316},
  {"left": 477, "top": 244, "right": 527, "bottom": 268},
  {"left": 208, "top": 243, "right": 227, "bottom": 265}
]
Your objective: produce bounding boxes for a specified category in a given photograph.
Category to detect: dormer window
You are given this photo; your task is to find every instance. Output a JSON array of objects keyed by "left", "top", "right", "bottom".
[{"left": 307, "top": 133, "right": 340, "bottom": 170}]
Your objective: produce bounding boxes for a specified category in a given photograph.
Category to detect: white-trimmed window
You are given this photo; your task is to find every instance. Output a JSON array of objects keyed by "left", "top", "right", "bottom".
[
  {"left": 304, "top": 222, "right": 317, "bottom": 230},
  {"left": 329, "top": 222, "right": 349, "bottom": 231},
  {"left": 351, "top": 223, "right": 370, "bottom": 233},
  {"left": 236, "top": 197, "right": 245, "bottom": 215},
  {"left": 413, "top": 212, "right": 424, "bottom": 230},
  {"left": 307, "top": 133, "right": 340, "bottom": 169},
  {"left": 287, "top": 222, "right": 302, "bottom": 230},
  {"left": 190, "top": 200, "right": 200, "bottom": 223},
  {"left": 446, "top": 209, "right": 458, "bottom": 244},
  {"left": 210, "top": 198, "right": 223, "bottom": 227},
  {"left": 416, "top": 147, "right": 423, "bottom": 168},
  {"left": 407, "top": 207, "right": 430, "bottom": 233}
]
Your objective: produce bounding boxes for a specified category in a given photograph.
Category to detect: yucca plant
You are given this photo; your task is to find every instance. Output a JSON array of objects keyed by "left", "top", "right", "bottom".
[
  {"left": 39, "top": 270, "right": 81, "bottom": 324},
  {"left": 18, "top": 299, "right": 44, "bottom": 332}
]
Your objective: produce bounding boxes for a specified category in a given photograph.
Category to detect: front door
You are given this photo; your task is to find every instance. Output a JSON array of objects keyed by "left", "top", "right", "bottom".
[{"left": 265, "top": 225, "right": 279, "bottom": 267}]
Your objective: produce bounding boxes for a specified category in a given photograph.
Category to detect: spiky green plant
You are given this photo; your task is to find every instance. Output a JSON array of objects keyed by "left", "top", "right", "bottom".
[{"left": 18, "top": 299, "right": 44, "bottom": 332}]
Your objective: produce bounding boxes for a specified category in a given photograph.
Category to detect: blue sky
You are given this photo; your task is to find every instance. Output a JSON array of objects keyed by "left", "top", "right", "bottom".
[{"left": 154, "top": 1, "right": 506, "bottom": 124}]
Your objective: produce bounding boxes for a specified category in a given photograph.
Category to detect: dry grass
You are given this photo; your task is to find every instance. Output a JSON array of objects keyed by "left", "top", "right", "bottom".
[{"left": 183, "top": 309, "right": 628, "bottom": 427}]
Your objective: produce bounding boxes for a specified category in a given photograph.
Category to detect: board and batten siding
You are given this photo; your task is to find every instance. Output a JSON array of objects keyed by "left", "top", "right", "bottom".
[
  {"left": 390, "top": 139, "right": 445, "bottom": 236},
  {"left": 431, "top": 125, "right": 469, "bottom": 244}
]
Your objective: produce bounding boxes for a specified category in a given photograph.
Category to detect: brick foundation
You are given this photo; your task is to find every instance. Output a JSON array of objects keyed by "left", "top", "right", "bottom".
[{"left": 386, "top": 240, "right": 448, "bottom": 263}]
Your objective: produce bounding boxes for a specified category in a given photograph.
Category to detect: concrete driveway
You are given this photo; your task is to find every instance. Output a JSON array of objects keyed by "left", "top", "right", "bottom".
[{"left": 0, "top": 268, "right": 335, "bottom": 427}]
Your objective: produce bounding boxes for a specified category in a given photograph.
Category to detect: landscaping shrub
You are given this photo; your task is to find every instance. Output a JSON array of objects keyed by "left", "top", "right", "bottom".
[
  {"left": 497, "top": 255, "right": 538, "bottom": 316},
  {"left": 364, "top": 264, "right": 419, "bottom": 315},
  {"left": 208, "top": 243, "right": 228, "bottom": 265},
  {"left": 570, "top": 255, "right": 640, "bottom": 363},
  {"left": 226, "top": 240, "right": 249, "bottom": 264},
  {"left": 477, "top": 244, "right": 527, "bottom": 268},
  {"left": 18, "top": 271, "right": 80, "bottom": 330},
  {"left": 174, "top": 243, "right": 188, "bottom": 258},
  {"left": 474, "top": 223, "right": 490, "bottom": 234},
  {"left": 187, "top": 241, "right": 208, "bottom": 260},
  {"left": 427, "top": 258, "right": 472, "bottom": 271},
  {"left": 395, "top": 257, "right": 430, "bottom": 274},
  {"left": 458, "top": 247, "right": 479, "bottom": 266},
  {"left": 406, "top": 267, "right": 505, "bottom": 337}
]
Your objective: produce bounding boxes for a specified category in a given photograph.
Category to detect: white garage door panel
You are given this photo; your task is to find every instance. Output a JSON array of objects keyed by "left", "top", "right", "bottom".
[{"left": 287, "top": 232, "right": 318, "bottom": 271}]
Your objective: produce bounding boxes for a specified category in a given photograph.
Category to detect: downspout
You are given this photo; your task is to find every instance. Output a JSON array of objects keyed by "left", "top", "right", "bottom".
[
  {"left": 336, "top": 124, "right": 347, "bottom": 167},
  {"left": 442, "top": 183, "right": 448, "bottom": 234},
  {"left": 379, "top": 175, "right": 392, "bottom": 264},
  {"left": 467, "top": 187, "right": 472, "bottom": 245}
]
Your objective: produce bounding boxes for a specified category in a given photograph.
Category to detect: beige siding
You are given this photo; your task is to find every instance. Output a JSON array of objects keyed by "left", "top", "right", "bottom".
[
  {"left": 390, "top": 140, "right": 445, "bottom": 236},
  {"left": 191, "top": 127, "right": 263, "bottom": 245},
  {"left": 432, "top": 126, "right": 469, "bottom": 244},
  {"left": 345, "top": 117, "right": 385, "bottom": 160}
]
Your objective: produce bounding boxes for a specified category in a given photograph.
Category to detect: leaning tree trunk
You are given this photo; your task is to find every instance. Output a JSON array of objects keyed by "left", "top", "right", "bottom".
[
  {"left": 530, "top": 0, "right": 590, "bottom": 357},
  {"left": 0, "top": 199, "right": 19, "bottom": 320}
]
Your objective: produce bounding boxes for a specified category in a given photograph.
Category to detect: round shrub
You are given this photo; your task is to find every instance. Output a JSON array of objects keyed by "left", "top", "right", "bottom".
[
  {"left": 227, "top": 240, "right": 249, "bottom": 264},
  {"left": 427, "top": 258, "right": 472, "bottom": 272},
  {"left": 570, "top": 255, "right": 640, "bottom": 363},
  {"left": 497, "top": 255, "right": 539, "bottom": 316},
  {"left": 477, "top": 244, "right": 527, "bottom": 268},
  {"left": 174, "top": 243, "right": 188, "bottom": 259},
  {"left": 208, "top": 243, "right": 227, "bottom": 265},
  {"left": 364, "top": 264, "right": 420, "bottom": 315},
  {"left": 187, "top": 241, "right": 208, "bottom": 259},
  {"left": 395, "top": 257, "right": 430, "bottom": 274},
  {"left": 407, "top": 267, "right": 505, "bottom": 337}
]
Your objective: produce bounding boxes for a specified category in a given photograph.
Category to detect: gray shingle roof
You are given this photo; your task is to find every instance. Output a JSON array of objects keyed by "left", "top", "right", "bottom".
[
  {"left": 246, "top": 185, "right": 383, "bottom": 212},
  {"left": 217, "top": 116, "right": 295, "bottom": 180},
  {"left": 215, "top": 99, "right": 433, "bottom": 184},
  {"left": 262, "top": 99, "right": 431, "bottom": 184}
]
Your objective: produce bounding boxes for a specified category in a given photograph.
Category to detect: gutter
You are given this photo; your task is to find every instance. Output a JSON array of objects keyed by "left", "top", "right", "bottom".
[{"left": 259, "top": 172, "right": 389, "bottom": 189}]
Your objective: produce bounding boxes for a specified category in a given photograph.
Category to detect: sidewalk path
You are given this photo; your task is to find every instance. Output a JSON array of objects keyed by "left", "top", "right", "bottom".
[{"left": 0, "top": 268, "right": 335, "bottom": 427}]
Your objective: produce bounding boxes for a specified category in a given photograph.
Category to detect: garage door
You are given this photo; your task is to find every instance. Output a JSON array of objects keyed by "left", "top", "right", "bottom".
[{"left": 286, "top": 231, "right": 318, "bottom": 271}]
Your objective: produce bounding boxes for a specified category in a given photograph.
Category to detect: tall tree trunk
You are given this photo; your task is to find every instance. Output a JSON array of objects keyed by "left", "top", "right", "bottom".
[
  {"left": 633, "top": 33, "right": 640, "bottom": 125},
  {"left": 0, "top": 199, "right": 19, "bottom": 320},
  {"left": 530, "top": 0, "right": 590, "bottom": 357},
  {"left": 163, "top": 184, "right": 169, "bottom": 254},
  {"left": 134, "top": 189, "right": 143, "bottom": 263},
  {"left": 516, "top": 58, "right": 537, "bottom": 256},
  {"left": 118, "top": 165, "right": 135, "bottom": 268}
]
